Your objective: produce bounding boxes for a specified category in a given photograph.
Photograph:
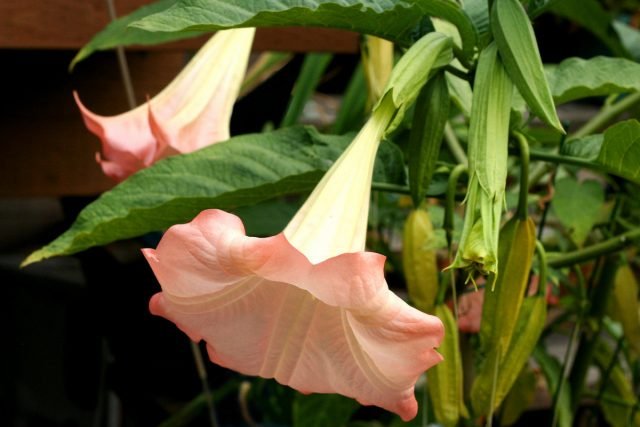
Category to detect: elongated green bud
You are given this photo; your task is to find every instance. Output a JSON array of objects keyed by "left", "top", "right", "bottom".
[
  {"left": 402, "top": 209, "right": 439, "bottom": 313},
  {"left": 427, "top": 304, "right": 469, "bottom": 427},
  {"left": 479, "top": 216, "right": 537, "bottom": 358},
  {"left": 449, "top": 43, "right": 512, "bottom": 281},
  {"left": 492, "top": 0, "right": 564, "bottom": 133},
  {"left": 408, "top": 71, "right": 450, "bottom": 206},
  {"left": 471, "top": 295, "right": 546, "bottom": 416},
  {"left": 374, "top": 32, "right": 453, "bottom": 134}
]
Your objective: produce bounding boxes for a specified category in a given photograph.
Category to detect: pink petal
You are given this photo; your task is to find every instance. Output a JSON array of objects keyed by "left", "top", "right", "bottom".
[
  {"left": 457, "top": 289, "right": 484, "bottom": 333},
  {"left": 74, "top": 92, "right": 158, "bottom": 181},
  {"left": 143, "top": 209, "right": 444, "bottom": 420}
]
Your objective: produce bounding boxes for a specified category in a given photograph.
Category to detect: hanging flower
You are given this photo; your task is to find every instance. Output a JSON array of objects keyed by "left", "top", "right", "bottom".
[
  {"left": 74, "top": 28, "right": 255, "bottom": 181},
  {"left": 142, "top": 96, "right": 444, "bottom": 420}
]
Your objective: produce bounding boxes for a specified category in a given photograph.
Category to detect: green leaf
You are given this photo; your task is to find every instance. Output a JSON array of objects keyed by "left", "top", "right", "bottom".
[
  {"left": 613, "top": 20, "right": 640, "bottom": 61},
  {"left": 532, "top": 346, "right": 574, "bottom": 427},
  {"left": 22, "top": 126, "right": 405, "bottom": 265},
  {"left": 550, "top": 0, "right": 630, "bottom": 58},
  {"left": 499, "top": 367, "right": 536, "bottom": 426},
  {"left": 551, "top": 177, "right": 605, "bottom": 246},
  {"left": 332, "top": 63, "right": 367, "bottom": 134},
  {"left": 70, "top": 0, "right": 203, "bottom": 69},
  {"left": 526, "top": 0, "right": 564, "bottom": 18},
  {"left": 547, "top": 56, "right": 640, "bottom": 104},
  {"left": 281, "top": 53, "right": 333, "bottom": 127},
  {"left": 130, "top": 0, "right": 477, "bottom": 60},
  {"left": 292, "top": 393, "right": 359, "bottom": 427},
  {"left": 492, "top": 0, "right": 563, "bottom": 132},
  {"left": 234, "top": 199, "right": 300, "bottom": 236},
  {"left": 597, "top": 119, "right": 640, "bottom": 184},
  {"left": 561, "top": 134, "right": 603, "bottom": 161},
  {"left": 463, "top": 0, "right": 490, "bottom": 47},
  {"left": 594, "top": 342, "right": 640, "bottom": 427}
]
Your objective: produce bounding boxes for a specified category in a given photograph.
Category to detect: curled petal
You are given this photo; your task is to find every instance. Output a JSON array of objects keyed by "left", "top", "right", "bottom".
[
  {"left": 74, "top": 28, "right": 255, "bottom": 181},
  {"left": 144, "top": 209, "right": 444, "bottom": 420},
  {"left": 74, "top": 92, "right": 156, "bottom": 180}
]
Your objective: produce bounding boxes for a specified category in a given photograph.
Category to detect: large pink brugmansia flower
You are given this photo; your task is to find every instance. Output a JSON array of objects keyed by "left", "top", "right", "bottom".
[
  {"left": 74, "top": 28, "right": 255, "bottom": 181},
  {"left": 142, "top": 97, "right": 444, "bottom": 421}
]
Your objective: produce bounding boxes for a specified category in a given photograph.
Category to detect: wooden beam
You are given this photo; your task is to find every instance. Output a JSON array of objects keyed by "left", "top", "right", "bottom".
[{"left": 0, "top": 0, "right": 358, "bottom": 52}]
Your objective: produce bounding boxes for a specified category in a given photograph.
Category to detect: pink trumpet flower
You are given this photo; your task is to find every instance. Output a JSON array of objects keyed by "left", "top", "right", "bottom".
[
  {"left": 142, "top": 97, "right": 444, "bottom": 421},
  {"left": 74, "top": 28, "right": 255, "bottom": 181}
]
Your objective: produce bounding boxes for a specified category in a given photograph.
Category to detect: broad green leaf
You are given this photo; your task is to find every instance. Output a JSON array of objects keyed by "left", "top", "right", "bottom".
[
  {"left": 548, "top": 56, "right": 640, "bottom": 104},
  {"left": 551, "top": 177, "right": 605, "bottom": 246},
  {"left": 131, "top": 0, "right": 477, "bottom": 60},
  {"left": 561, "top": 135, "right": 603, "bottom": 161},
  {"left": 492, "top": 0, "right": 563, "bottom": 132},
  {"left": 550, "top": 0, "right": 630, "bottom": 58},
  {"left": 598, "top": 119, "right": 640, "bottom": 184},
  {"left": 293, "top": 393, "right": 359, "bottom": 427},
  {"left": 532, "top": 346, "right": 573, "bottom": 427},
  {"left": 70, "top": 0, "right": 203, "bottom": 69},
  {"left": 234, "top": 199, "right": 300, "bottom": 236},
  {"left": 22, "top": 126, "right": 405, "bottom": 265}
]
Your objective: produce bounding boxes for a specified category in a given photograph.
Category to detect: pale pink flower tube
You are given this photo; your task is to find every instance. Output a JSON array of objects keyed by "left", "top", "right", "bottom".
[
  {"left": 142, "top": 98, "right": 444, "bottom": 420},
  {"left": 75, "top": 28, "right": 255, "bottom": 181}
]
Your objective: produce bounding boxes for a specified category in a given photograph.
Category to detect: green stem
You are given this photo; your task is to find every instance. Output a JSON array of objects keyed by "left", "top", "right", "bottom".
[
  {"left": 535, "top": 241, "right": 548, "bottom": 297},
  {"left": 190, "top": 341, "right": 219, "bottom": 427},
  {"left": 571, "top": 91, "right": 640, "bottom": 139},
  {"left": 514, "top": 132, "right": 530, "bottom": 221},
  {"left": 444, "top": 164, "right": 469, "bottom": 251},
  {"left": 597, "top": 336, "right": 625, "bottom": 401},
  {"left": 445, "top": 122, "right": 469, "bottom": 166},
  {"left": 528, "top": 149, "right": 604, "bottom": 171},
  {"left": 371, "top": 182, "right": 410, "bottom": 195},
  {"left": 568, "top": 256, "right": 620, "bottom": 411},
  {"left": 551, "top": 265, "right": 586, "bottom": 427},
  {"left": 547, "top": 227, "right": 640, "bottom": 269}
]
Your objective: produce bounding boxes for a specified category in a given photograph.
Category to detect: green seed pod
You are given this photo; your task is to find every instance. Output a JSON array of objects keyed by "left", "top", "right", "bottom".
[
  {"left": 471, "top": 295, "right": 547, "bottom": 417},
  {"left": 491, "top": 0, "right": 564, "bottom": 133},
  {"left": 408, "top": 71, "right": 450, "bottom": 206},
  {"left": 402, "top": 209, "right": 439, "bottom": 313},
  {"left": 479, "top": 216, "right": 537, "bottom": 359},
  {"left": 427, "top": 304, "right": 469, "bottom": 427},
  {"left": 609, "top": 263, "right": 640, "bottom": 357}
]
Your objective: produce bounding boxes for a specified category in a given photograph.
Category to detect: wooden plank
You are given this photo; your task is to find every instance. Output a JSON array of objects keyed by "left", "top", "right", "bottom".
[
  {"left": 0, "top": 0, "right": 358, "bottom": 52},
  {"left": 0, "top": 50, "right": 187, "bottom": 197}
]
